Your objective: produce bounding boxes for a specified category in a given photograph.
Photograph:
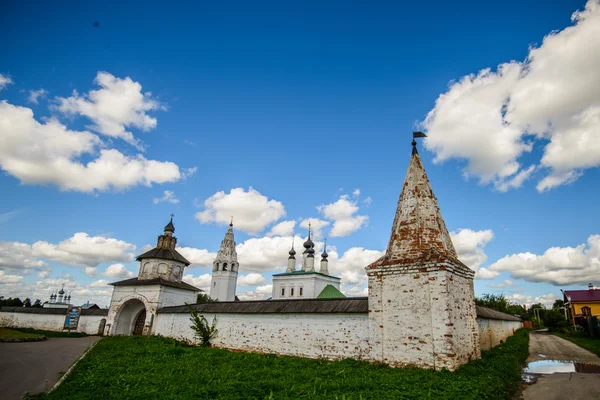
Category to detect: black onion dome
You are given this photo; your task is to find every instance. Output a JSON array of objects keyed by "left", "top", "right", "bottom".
[
  {"left": 289, "top": 247, "right": 296, "bottom": 256},
  {"left": 164, "top": 217, "right": 175, "bottom": 233}
]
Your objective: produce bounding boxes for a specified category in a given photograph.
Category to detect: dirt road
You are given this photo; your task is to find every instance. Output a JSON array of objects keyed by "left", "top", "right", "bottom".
[{"left": 522, "top": 331, "right": 600, "bottom": 400}]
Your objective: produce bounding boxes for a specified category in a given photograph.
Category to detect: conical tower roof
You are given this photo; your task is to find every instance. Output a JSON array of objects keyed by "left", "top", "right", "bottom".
[
  {"left": 216, "top": 223, "right": 238, "bottom": 263},
  {"left": 369, "top": 141, "right": 458, "bottom": 268}
]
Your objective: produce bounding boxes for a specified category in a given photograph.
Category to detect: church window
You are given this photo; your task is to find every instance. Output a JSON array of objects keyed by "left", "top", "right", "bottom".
[
  {"left": 281, "top": 285, "right": 285, "bottom": 297},
  {"left": 290, "top": 287, "right": 294, "bottom": 296},
  {"left": 299, "top": 287, "right": 303, "bottom": 296},
  {"left": 214, "top": 263, "right": 219, "bottom": 271},
  {"left": 213, "top": 282, "right": 216, "bottom": 287},
  {"left": 223, "top": 263, "right": 228, "bottom": 271}
]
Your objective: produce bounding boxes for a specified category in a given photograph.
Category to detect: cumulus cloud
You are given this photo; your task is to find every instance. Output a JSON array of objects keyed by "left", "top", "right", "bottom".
[
  {"left": 177, "top": 247, "right": 217, "bottom": 268},
  {"left": 488, "top": 280, "right": 515, "bottom": 289},
  {"left": 195, "top": 187, "right": 285, "bottom": 235},
  {"left": 267, "top": 220, "right": 296, "bottom": 237},
  {"left": 0, "top": 101, "right": 185, "bottom": 192},
  {"left": 102, "top": 263, "right": 135, "bottom": 279},
  {"left": 0, "top": 241, "right": 47, "bottom": 270},
  {"left": 55, "top": 71, "right": 162, "bottom": 149},
  {"left": 450, "top": 229, "right": 496, "bottom": 279},
  {"left": 183, "top": 273, "right": 212, "bottom": 292},
  {"left": 28, "top": 89, "right": 48, "bottom": 104},
  {"left": 330, "top": 247, "right": 384, "bottom": 288},
  {"left": 299, "top": 218, "right": 330, "bottom": 239},
  {"left": 422, "top": 0, "right": 600, "bottom": 192},
  {"left": 153, "top": 190, "right": 179, "bottom": 204},
  {"left": 317, "top": 195, "right": 368, "bottom": 237},
  {"left": 505, "top": 293, "right": 559, "bottom": 308},
  {"left": 237, "top": 284, "right": 273, "bottom": 301},
  {"left": 0, "top": 74, "right": 13, "bottom": 90},
  {"left": 237, "top": 273, "right": 267, "bottom": 287},
  {"left": 487, "top": 234, "right": 600, "bottom": 286},
  {"left": 32, "top": 233, "right": 136, "bottom": 267},
  {"left": 0, "top": 270, "right": 24, "bottom": 283},
  {"left": 85, "top": 267, "right": 97, "bottom": 277}
]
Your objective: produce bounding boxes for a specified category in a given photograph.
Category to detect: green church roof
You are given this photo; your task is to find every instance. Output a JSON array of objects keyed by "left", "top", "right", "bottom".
[{"left": 316, "top": 285, "right": 346, "bottom": 299}]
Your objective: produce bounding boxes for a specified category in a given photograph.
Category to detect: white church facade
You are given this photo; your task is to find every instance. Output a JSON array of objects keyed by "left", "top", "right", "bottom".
[{"left": 0, "top": 138, "right": 523, "bottom": 371}]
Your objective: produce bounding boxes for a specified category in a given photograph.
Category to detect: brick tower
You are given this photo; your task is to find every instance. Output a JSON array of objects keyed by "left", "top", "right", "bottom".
[{"left": 366, "top": 136, "right": 480, "bottom": 371}]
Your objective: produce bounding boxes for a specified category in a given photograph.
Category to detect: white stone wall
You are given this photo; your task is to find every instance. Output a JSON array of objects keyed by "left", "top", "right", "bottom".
[
  {"left": 210, "top": 270, "right": 238, "bottom": 301},
  {"left": 138, "top": 258, "right": 186, "bottom": 282},
  {"left": 477, "top": 318, "right": 523, "bottom": 350},
  {"left": 272, "top": 274, "right": 341, "bottom": 299},
  {"left": 0, "top": 311, "right": 106, "bottom": 335},
  {"left": 155, "top": 312, "right": 371, "bottom": 360}
]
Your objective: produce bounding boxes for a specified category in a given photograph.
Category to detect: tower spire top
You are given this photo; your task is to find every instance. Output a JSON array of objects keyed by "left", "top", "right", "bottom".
[
  {"left": 412, "top": 131, "right": 427, "bottom": 155},
  {"left": 230, "top": 216, "right": 233, "bottom": 227},
  {"left": 164, "top": 215, "right": 175, "bottom": 233}
]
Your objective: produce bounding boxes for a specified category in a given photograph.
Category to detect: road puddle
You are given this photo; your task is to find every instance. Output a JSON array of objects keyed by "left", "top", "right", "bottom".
[{"left": 524, "top": 360, "right": 600, "bottom": 375}]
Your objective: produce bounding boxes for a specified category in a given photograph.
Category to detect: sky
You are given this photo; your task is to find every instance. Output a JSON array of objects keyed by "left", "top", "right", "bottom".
[{"left": 1, "top": 0, "right": 599, "bottom": 308}]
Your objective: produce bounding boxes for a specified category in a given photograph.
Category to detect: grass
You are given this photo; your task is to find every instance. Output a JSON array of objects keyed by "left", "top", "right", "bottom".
[
  {"left": 10, "top": 327, "right": 89, "bottom": 338},
  {"left": 0, "top": 327, "right": 44, "bottom": 339},
  {"left": 41, "top": 329, "right": 529, "bottom": 400},
  {"left": 555, "top": 333, "right": 600, "bottom": 357}
]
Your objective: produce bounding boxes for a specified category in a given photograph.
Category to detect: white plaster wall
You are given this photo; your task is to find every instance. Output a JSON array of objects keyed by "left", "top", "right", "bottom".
[
  {"left": 477, "top": 318, "right": 522, "bottom": 350},
  {"left": 0, "top": 311, "right": 106, "bottom": 335},
  {"left": 272, "top": 274, "right": 341, "bottom": 299},
  {"left": 155, "top": 312, "right": 370, "bottom": 360},
  {"left": 139, "top": 258, "right": 186, "bottom": 282},
  {"left": 210, "top": 270, "right": 238, "bottom": 301}
]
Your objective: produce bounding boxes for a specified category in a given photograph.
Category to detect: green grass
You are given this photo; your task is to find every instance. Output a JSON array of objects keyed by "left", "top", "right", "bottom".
[
  {"left": 10, "top": 327, "right": 89, "bottom": 338},
  {"left": 42, "top": 329, "right": 529, "bottom": 400},
  {"left": 555, "top": 333, "right": 600, "bottom": 357},
  {"left": 0, "top": 327, "right": 44, "bottom": 339}
]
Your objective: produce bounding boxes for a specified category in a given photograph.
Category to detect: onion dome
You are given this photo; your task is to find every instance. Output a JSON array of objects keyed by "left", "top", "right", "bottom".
[
  {"left": 164, "top": 216, "right": 175, "bottom": 233},
  {"left": 288, "top": 246, "right": 296, "bottom": 259},
  {"left": 58, "top": 288, "right": 65, "bottom": 295},
  {"left": 321, "top": 239, "right": 328, "bottom": 259}
]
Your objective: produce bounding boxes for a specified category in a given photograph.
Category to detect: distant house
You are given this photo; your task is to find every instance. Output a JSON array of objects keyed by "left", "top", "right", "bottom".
[
  {"left": 81, "top": 301, "right": 101, "bottom": 310},
  {"left": 563, "top": 283, "right": 600, "bottom": 321}
]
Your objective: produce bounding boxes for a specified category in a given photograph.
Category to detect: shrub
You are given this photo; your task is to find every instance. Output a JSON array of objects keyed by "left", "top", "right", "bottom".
[{"left": 187, "top": 304, "right": 218, "bottom": 347}]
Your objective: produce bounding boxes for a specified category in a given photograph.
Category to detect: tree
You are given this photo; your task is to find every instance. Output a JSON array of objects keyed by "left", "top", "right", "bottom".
[
  {"left": 187, "top": 304, "right": 218, "bottom": 347},
  {"left": 24, "top": 298, "right": 32, "bottom": 307},
  {"left": 552, "top": 299, "right": 565, "bottom": 310},
  {"left": 32, "top": 299, "right": 43, "bottom": 308},
  {"left": 196, "top": 293, "right": 214, "bottom": 304},
  {"left": 475, "top": 293, "right": 529, "bottom": 320}
]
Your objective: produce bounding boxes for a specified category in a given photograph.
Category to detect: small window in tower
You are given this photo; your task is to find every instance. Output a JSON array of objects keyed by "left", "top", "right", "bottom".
[
  {"left": 299, "top": 287, "right": 303, "bottom": 296},
  {"left": 213, "top": 282, "right": 216, "bottom": 287},
  {"left": 290, "top": 287, "right": 294, "bottom": 296},
  {"left": 223, "top": 263, "right": 228, "bottom": 271}
]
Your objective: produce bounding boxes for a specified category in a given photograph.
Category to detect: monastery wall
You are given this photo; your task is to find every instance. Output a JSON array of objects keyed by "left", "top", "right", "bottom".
[
  {"left": 0, "top": 308, "right": 107, "bottom": 335},
  {"left": 477, "top": 318, "right": 522, "bottom": 351},
  {"left": 155, "top": 312, "right": 371, "bottom": 360}
]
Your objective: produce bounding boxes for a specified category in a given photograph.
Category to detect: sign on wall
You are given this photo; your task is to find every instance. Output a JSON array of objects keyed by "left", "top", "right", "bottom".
[{"left": 64, "top": 306, "right": 82, "bottom": 330}]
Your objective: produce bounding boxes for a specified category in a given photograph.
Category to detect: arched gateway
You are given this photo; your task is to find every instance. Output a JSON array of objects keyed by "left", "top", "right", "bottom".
[{"left": 105, "top": 217, "right": 200, "bottom": 336}]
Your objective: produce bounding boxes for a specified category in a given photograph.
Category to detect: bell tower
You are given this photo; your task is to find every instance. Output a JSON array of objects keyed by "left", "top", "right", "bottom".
[{"left": 210, "top": 220, "right": 239, "bottom": 301}]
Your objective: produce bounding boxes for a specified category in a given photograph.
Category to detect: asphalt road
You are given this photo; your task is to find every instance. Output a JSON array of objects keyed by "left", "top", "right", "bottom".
[
  {"left": 522, "top": 330, "right": 600, "bottom": 400},
  {"left": 0, "top": 336, "right": 101, "bottom": 400}
]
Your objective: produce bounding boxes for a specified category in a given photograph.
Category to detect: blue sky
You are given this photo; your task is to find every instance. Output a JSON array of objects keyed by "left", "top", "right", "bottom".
[{"left": 1, "top": 0, "right": 599, "bottom": 307}]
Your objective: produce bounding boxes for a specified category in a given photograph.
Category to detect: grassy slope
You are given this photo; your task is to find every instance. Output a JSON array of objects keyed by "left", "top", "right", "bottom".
[
  {"left": 44, "top": 329, "right": 529, "bottom": 400},
  {"left": 555, "top": 333, "right": 600, "bottom": 357},
  {"left": 0, "top": 327, "right": 43, "bottom": 339}
]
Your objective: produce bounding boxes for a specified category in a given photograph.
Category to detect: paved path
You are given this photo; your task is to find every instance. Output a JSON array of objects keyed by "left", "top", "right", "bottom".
[
  {"left": 0, "top": 336, "right": 101, "bottom": 400},
  {"left": 522, "top": 330, "right": 600, "bottom": 400}
]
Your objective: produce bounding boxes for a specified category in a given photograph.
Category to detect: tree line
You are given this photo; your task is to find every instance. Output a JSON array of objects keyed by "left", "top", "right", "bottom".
[{"left": 0, "top": 296, "right": 43, "bottom": 308}]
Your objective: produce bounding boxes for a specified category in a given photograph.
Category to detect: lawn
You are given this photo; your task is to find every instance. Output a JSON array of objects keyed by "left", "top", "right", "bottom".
[
  {"left": 42, "top": 329, "right": 529, "bottom": 400},
  {"left": 0, "top": 327, "right": 44, "bottom": 339},
  {"left": 555, "top": 333, "right": 600, "bottom": 357}
]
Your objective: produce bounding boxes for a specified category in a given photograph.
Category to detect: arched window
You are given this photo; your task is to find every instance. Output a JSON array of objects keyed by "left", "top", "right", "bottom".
[
  {"left": 299, "top": 286, "right": 303, "bottom": 296},
  {"left": 281, "top": 285, "right": 285, "bottom": 297},
  {"left": 214, "top": 263, "right": 219, "bottom": 272},
  {"left": 290, "top": 286, "right": 295, "bottom": 296},
  {"left": 223, "top": 263, "right": 228, "bottom": 271}
]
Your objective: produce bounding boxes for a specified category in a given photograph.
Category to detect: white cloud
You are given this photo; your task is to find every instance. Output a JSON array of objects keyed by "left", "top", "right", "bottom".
[
  {"left": 237, "top": 284, "right": 272, "bottom": 300},
  {"left": 177, "top": 247, "right": 217, "bottom": 268},
  {"left": 267, "top": 220, "right": 296, "bottom": 237},
  {"left": 422, "top": 0, "right": 600, "bottom": 192},
  {"left": 89, "top": 279, "right": 110, "bottom": 288},
  {"left": 299, "top": 218, "right": 330, "bottom": 239},
  {"left": 0, "top": 101, "right": 185, "bottom": 193},
  {"left": 317, "top": 195, "right": 368, "bottom": 237},
  {"left": 183, "top": 273, "right": 212, "bottom": 292},
  {"left": 363, "top": 197, "right": 372, "bottom": 207},
  {"left": 28, "top": 89, "right": 48, "bottom": 104},
  {"left": 488, "top": 280, "right": 516, "bottom": 289},
  {"left": 488, "top": 234, "right": 600, "bottom": 286},
  {"left": 0, "top": 241, "right": 47, "bottom": 270},
  {"left": 0, "top": 270, "right": 24, "bottom": 283},
  {"left": 450, "top": 228, "right": 495, "bottom": 279},
  {"left": 32, "top": 232, "right": 136, "bottom": 267},
  {"left": 235, "top": 235, "right": 296, "bottom": 273},
  {"left": 0, "top": 74, "right": 13, "bottom": 90},
  {"left": 36, "top": 270, "right": 50, "bottom": 279},
  {"left": 352, "top": 189, "right": 360, "bottom": 197},
  {"left": 85, "top": 267, "right": 97, "bottom": 277},
  {"left": 102, "top": 263, "right": 135, "bottom": 279},
  {"left": 505, "top": 293, "right": 559, "bottom": 308},
  {"left": 237, "top": 273, "right": 267, "bottom": 287},
  {"left": 153, "top": 190, "right": 180, "bottom": 204},
  {"left": 330, "top": 247, "right": 384, "bottom": 288},
  {"left": 195, "top": 187, "right": 285, "bottom": 235},
  {"left": 55, "top": 71, "right": 162, "bottom": 148}
]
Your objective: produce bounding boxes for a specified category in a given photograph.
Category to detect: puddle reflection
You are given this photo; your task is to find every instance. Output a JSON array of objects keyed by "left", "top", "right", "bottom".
[{"left": 524, "top": 360, "right": 600, "bottom": 374}]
